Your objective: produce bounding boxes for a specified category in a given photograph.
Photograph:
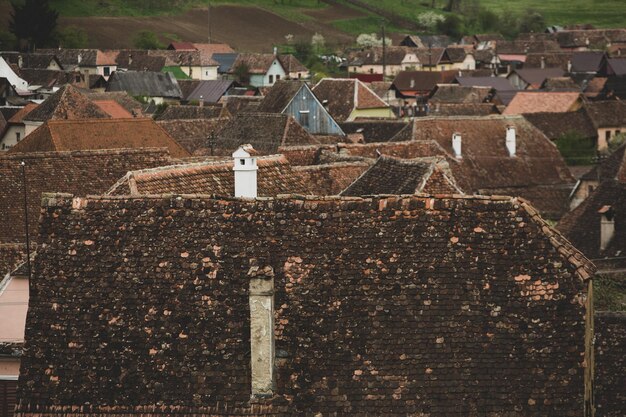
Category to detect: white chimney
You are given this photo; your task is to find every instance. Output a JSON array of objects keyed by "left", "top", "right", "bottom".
[
  {"left": 248, "top": 260, "right": 275, "bottom": 398},
  {"left": 506, "top": 126, "right": 516, "bottom": 157},
  {"left": 273, "top": 46, "right": 278, "bottom": 56},
  {"left": 599, "top": 206, "right": 615, "bottom": 251},
  {"left": 17, "top": 55, "right": 23, "bottom": 68},
  {"left": 452, "top": 133, "right": 462, "bottom": 158},
  {"left": 77, "top": 53, "right": 82, "bottom": 64},
  {"left": 233, "top": 144, "right": 258, "bottom": 198},
  {"left": 540, "top": 56, "right": 545, "bottom": 69},
  {"left": 567, "top": 59, "right": 572, "bottom": 73}
]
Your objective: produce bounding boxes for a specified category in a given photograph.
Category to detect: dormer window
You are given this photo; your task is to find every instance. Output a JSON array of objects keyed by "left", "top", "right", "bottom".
[{"left": 240, "top": 159, "right": 246, "bottom": 165}]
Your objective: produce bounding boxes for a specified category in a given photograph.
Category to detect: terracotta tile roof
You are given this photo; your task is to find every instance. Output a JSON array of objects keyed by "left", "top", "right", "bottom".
[
  {"left": 8, "top": 118, "right": 190, "bottom": 158},
  {"left": 389, "top": 115, "right": 575, "bottom": 219},
  {"left": 7, "top": 103, "right": 38, "bottom": 124},
  {"left": 84, "top": 91, "right": 144, "bottom": 116},
  {"left": 347, "top": 46, "right": 416, "bottom": 66},
  {"left": 96, "top": 50, "right": 118, "bottom": 66},
  {"left": 230, "top": 53, "right": 281, "bottom": 74},
  {"left": 429, "top": 103, "right": 499, "bottom": 116},
  {"left": 580, "top": 144, "right": 626, "bottom": 182},
  {"left": 168, "top": 42, "right": 196, "bottom": 51},
  {"left": 192, "top": 43, "right": 236, "bottom": 56},
  {"left": 392, "top": 71, "right": 458, "bottom": 94},
  {"left": 495, "top": 39, "right": 561, "bottom": 54},
  {"left": 0, "top": 149, "right": 172, "bottom": 244},
  {"left": 147, "top": 50, "right": 218, "bottom": 67},
  {"left": 277, "top": 54, "right": 308, "bottom": 73},
  {"left": 595, "top": 312, "right": 626, "bottom": 417},
  {"left": 339, "top": 120, "right": 408, "bottom": 143},
  {"left": 92, "top": 100, "right": 133, "bottom": 118},
  {"left": 292, "top": 161, "right": 371, "bottom": 195},
  {"left": 217, "top": 113, "right": 319, "bottom": 155},
  {"left": 24, "top": 85, "right": 110, "bottom": 122},
  {"left": 429, "top": 85, "right": 493, "bottom": 103},
  {"left": 503, "top": 92, "right": 582, "bottom": 115},
  {"left": 524, "top": 52, "right": 573, "bottom": 71},
  {"left": 584, "top": 100, "right": 626, "bottom": 128},
  {"left": 16, "top": 192, "right": 594, "bottom": 416},
  {"left": 341, "top": 155, "right": 461, "bottom": 196},
  {"left": 157, "top": 118, "right": 229, "bottom": 154},
  {"left": 556, "top": 29, "right": 626, "bottom": 49},
  {"left": 312, "top": 78, "right": 389, "bottom": 122},
  {"left": 222, "top": 95, "right": 263, "bottom": 116},
  {"left": 257, "top": 80, "right": 304, "bottom": 113},
  {"left": 14, "top": 68, "right": 75, "bottom": 88},
  {"left": 156, "top": 105, "right": 228, "bottom": 120},
  {"left": 524, "top": 109, "right": 596, "bottom": 141},
  {"left": 107, "top": 154, "right": 311, "bottom": 196},
  {"left": 540, "top": 77, "right": 581, "bottom": 91},
  {"left": 0, "top": 52, "right": 61, "bottom": 70}
]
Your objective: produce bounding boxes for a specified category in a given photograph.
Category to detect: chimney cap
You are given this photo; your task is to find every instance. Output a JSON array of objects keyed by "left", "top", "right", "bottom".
[
  {"left": 598, "top": 205, "right": 613, "bottom": 215},
  {"left": 232, "top": 144, "right": 259, "bottom": 158}
]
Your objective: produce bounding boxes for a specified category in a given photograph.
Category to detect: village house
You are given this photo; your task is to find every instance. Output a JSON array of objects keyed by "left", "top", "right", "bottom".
[
  {"left": 40, "top": 49, "right": 118, "bottom": 81},
  {"left": 0, "top": 56, "right": 28, "bottom": 94},
  {"left": 0, "top": 103, "right": 37, "bottom": 150},
  {"left": 228, "top": 51, "right": 307, "bottom": 88},
  {"left": 257, "top": 80, "right": 344, "bottom": 136},
  {"left": 312, "top": 78, "right": 395, "bottom": 121},
  {"left": 146, "top": 50, "right": 220, "bottom": 81},
  {"left": 20, "top": 84, "right": 111, "bottom": 136},
  {"left": 390, "top": 70, "right": 458, "bottom": 109},
  {"left": 584, "top": 100, "right": 626, "bottom": 151},
  {"left": 345, "top": 46, "right": 420, "bottom": 77},
  {"left": 507, "top": 68, "right": 566, "bottom": 90},
  {"left": 0, "top": 52, "right": 63, "bottom": 71},
  {"left": 8, "top": 118, "right": 190, "bottom": 158},
  {"left": 13, "top": 186, "right": 595, "bottom": 416}
]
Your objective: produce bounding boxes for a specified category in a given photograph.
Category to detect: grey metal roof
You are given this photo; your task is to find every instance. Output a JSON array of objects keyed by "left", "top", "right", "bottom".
[
  {"left": 186, "top": 80, "right": 234, "bottom": 103},
  {"left": 106, "top": 71, "right": 182, "bottom": 99},
  {"left": 212, "top": 53, "right": 239, "bottom": 74}
]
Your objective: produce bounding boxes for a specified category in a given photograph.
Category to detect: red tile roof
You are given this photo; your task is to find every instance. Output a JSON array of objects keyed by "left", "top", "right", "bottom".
[
  {"left": 503, "top": 92, "right": 582, "bottom": 115},
  {"left": 7, "top": 103, "right": 38, "bottom": 124},
  {"left": 92, "top": 100, "right": 133, "bottom": 118},
  {"left": 8, "top": 118, "right": 190, "bottom": 158}
]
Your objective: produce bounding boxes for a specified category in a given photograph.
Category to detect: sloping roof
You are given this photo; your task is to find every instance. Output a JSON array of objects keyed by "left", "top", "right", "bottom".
[
  {"left": 92, "top": 100, "right": 133, "bottom": 118},
  {"left": 106, "top": 71, "right": 182, "bottom": 99},
  {"left": 17, "top": 192, "right": 593, "bottom": 416},
  {"left": 443, "top": 46, "right": 470, "bottom": 63},
  {"left": 0, "top": 149, "right": 172, "bottom": 244},
  {"left": 230, "top": 53, "right": 282, "bottom": 74},
  {"left": 456, "top": 76, "right": 516, "bottom": 92},
  {"left": 348, "top": 46, "right": 414, "bottom": 66},
  {"left": 277, "top": 54, "right": 308, "bottom": 73},
  {"left": 428, "top": 85, "right": 493, "bottom": 103},
  {"left": 147, "top": 50, "right": 218, "bottom": 67},
  {"left": 429, "top": 103, "right": 499, "bottom": 116},
  {"left": 192, "top": 43, "right": 236, "bottom": 55},
  {"left": 339, "top": 120, "right": 408, "bottom": 143},
  {"left": 186, "top": 80, "right": 234, "bottom": 103},
  {"left": 571, "top": 51, "right": 606, "bottom": 73},
  {"left": 584, "top": 100, "right": 626, "bottom": 128},
  {"left": 556, "top": 29, "right": 626, "bottom": 49},
  {"left": 540, "top": 77, "right": 580, "bottom": 91},
  {"left": 524, "top": 52, "right": 573, "bottom": 70},
  {"left": 417, "top": 34, "right": 452, "bottom": 48},
  {"left": 217, "top": 113, "right": 318, "bottom": 155},
  {"left": 580, "top": 143, "right": 626, "bottom": 182},
  {"left": 39, "top": 49, "right": 99, "bottom": 67},
  {"left": 368, "top": 81, "right": 392, "bottom": 100},
  {"left": 83, "top": 91, "right": 144, "bottom": 116},
  {"left": 168, "top": 42, "right": 196, "bottom": 50},
  {"left": 510, "top": 68, "right": 565, "bottom": 87},
  {"left": 212, "top": 53, "right": 239, "bottom": 73},
  {"left": 0, "top": 52, "right": 61, "bottom": 70},
  {"left": 107, "top": 154, "right": 311, "bottom": 196},
  {"left": 8, "top": 118, "right": 190, "bottom": 158},
  {"left": 495, "top": 40, "right": 561, "bottom": 54},
  {"left": 602, "top": 74, "right": 626, "bottom": 99},
  {"left": 312, "top": 78, "right": 389, "bottom": 122},
  {"left": 524, "top": 109, "right": 596, "bottom": 141},
  {"left": 292, "top": 161, "right": 371, "bottom": 195},
  {"left": 503, "top": 92, "right": 581, "bottom": 115},
  {"left": 14, "top": 69, "right": 74, "bottom": 88},
  {"left": 608, "top": 58, "right": 626, "bottom": 76},
  {"left": 156, "top": 105, "right": 227, "bottom": 121},
  {"left": 156, "top": 118, "right": 229, "bottom": 154},
  {"left": 391, "top": 115, "right": 575, "bottom": 219},
  {"left": 341, "top": 155, "right": 461, "bottom": 195},
  {"left": 558, "top": 179, "right": 626, "bottom": 259},
  {"left": 257, "top": 80, "right": 305, "bottom": 113},
  {"left": 222, "top": 95, "right": 263, "bottom": 116},
  {"left": 7, "top": 103, "right": 38, "bottom": 124},
  {"left": 24, "top": 85, "right": 110, "bottom": 122}
]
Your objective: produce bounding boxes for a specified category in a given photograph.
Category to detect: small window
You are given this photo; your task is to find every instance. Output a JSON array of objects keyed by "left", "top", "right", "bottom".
[
  {"left": 269, "top": 75, "right": 274, "bottom": 84},
  {"left": 16, "top": 132, "right": 21, "bottom": 142},
  {"left": 75, "top": 75, "right": 81, "bottom": 82},
  {"left": 298, "top": 73, "right": 301, "bottom": 79},
  {"left": 276, "top": 74, "right": 280, "bottom": 80},
  {"left": 299, "top": 110, "right": 310, "bottom": 127},
  {"left": 588, "top": 185, "right": 595, "bottom": 193},
  {"left": 240, "top": 159, "right": 246, "bottom": 165},
  {"left": 206, "top": 71, "right": 209, "bottom": 76},
  {"left": 606, "top": 131, "right": 611, "bottom": 141},
  {"left": 103, "top": 66, "right": 110, "bottom": 76}
]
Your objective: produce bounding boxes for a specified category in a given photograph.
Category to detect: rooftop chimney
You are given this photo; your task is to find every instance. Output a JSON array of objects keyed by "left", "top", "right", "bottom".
[
  {"left": 452, "top": 133, "right": 462, "bottom": 158},
  {"left": 128, "top": 54, "right": 133, "bottom": 66},
  {"left": 567, "top": 59, "right": 572, "bottom": 73},
  {"left": 273, "top": 46, "right": 278, "bottom": 56},
  {"left": 506, "top": 126, "right": 516, "bottom": 157},
  {"left": 248, "top": 260, "right": 275, "bottom": 398},
  {"left": 540, "top": 56, "right": 545, "bottom": 69},
  {"left": 599, "top": 206, "right": 615, "bottom": 251},
  {"left": 17, "top": 55, "right": 23, "bottom": 69},
  {"left": 233, "top": 144, "right": 258, "bottom": 198},
  {"left": 77, "top": 53, "right": 82, "bottom": 64}
]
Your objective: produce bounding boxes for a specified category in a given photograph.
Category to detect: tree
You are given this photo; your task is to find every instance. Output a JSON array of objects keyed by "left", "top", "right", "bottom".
[
  {"left": 311, "top": 32, "right": 325, "bottom": 54},
  {"left": 9, "top": 0, "right": 59, "bottom": 51},
  {"left": 437, "top": 15, "right": 463, "bottom": 39},
  {"left": 57, "top": 26, "right": 89, "bottom": 49},
  {"left": 416, "top": 11, "right": 445, "bottom": 31},
  {"left": 356, "top": 33, "right": 391, "bottom": 48},
  {"left": 233, "top": 62, "right": 251, "bottom": 85},
  {"left": 518, "top": 9, "right": 546, "bottom": 34},
  {"left": 133, "top": 30, "right": 164, "bottom": 50}
]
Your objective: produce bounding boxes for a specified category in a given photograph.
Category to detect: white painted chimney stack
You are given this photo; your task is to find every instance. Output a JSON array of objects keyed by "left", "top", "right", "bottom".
[
  {"left": 506, "top": 126, "right": 516, "bottom": 157},
  {"left": 599, "top": 206, "right": 615, "bottom": 251},
  {"left": 452, "top": 133, "right": 462, "bottom": 158},
  {"left": 232, "top": 144, "right": 258, "bottom": 198}
]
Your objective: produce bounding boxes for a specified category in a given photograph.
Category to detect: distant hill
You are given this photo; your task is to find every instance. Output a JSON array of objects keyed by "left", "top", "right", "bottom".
[{"left": 1, "top": 0, "right": 625, "bottom": 52}]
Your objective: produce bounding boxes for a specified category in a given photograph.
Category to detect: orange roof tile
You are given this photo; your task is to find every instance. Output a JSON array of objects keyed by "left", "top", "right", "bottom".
[
  {"left": 7, "top": 103, "right": 38, "bottom": 124},
  {"left": 93, "top": 100, "right": 133, "bottom": 119},
  {"left": 503, "top": 92, "right": 582, "bottom": 115}
]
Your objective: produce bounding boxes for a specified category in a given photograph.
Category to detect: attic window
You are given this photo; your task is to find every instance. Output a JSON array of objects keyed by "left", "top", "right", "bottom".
[
  {"left": 299, "top": 110, "right": 310, "bottom": 127},
  {"left": 103, "top": 67, "right": 110, "bottom": 76},
  {"left": 240, "top": 159, "right": 246, "bottom": 165}
]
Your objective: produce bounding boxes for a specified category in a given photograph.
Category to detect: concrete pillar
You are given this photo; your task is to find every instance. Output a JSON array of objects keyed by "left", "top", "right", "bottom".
[{"left": 248, "top": 262, "right": 275, "bottom": 398}]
